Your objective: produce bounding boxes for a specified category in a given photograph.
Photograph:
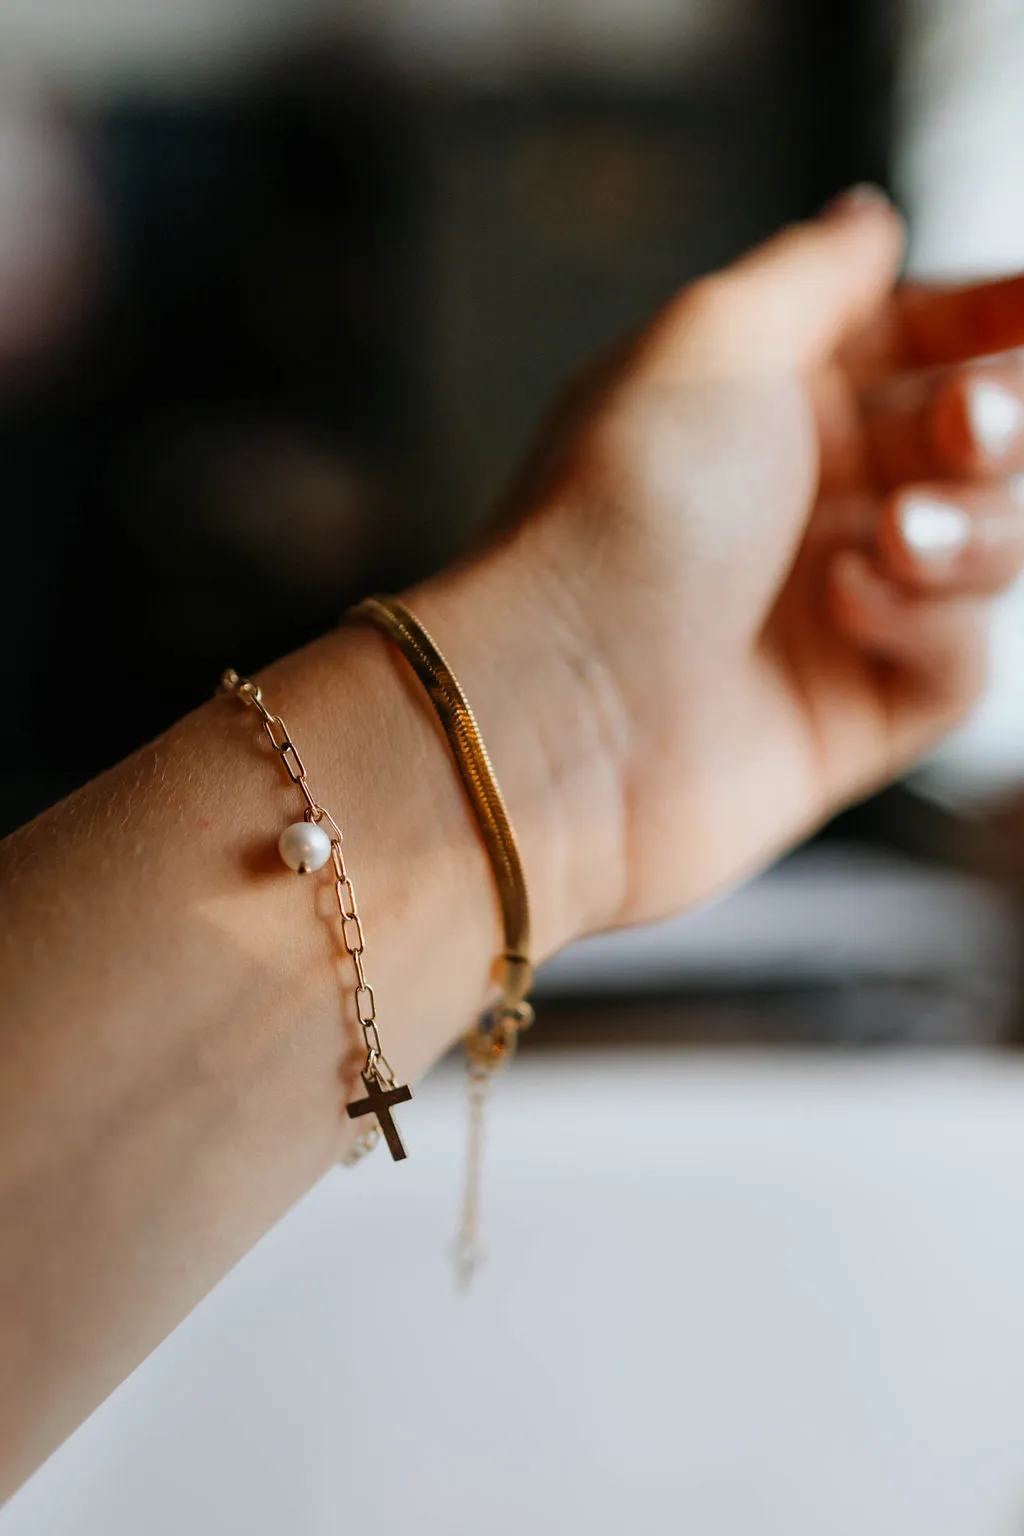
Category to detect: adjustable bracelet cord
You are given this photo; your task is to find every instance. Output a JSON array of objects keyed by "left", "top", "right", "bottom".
[{"left": 220, "top": 669, "right": 412, "bottom": 1164}]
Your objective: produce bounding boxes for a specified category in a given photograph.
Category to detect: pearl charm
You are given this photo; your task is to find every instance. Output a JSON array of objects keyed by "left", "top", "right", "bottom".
[{"left": 278, "top": 820, "right": 332, "bottom": 874}]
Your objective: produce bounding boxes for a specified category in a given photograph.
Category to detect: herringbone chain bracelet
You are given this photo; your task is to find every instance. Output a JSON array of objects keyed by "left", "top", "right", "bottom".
[{"left": 349, "top": 596, "right": 535, "bottom": 1285}]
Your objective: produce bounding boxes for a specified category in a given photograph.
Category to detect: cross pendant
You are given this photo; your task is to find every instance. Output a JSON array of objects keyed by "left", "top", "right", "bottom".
[{"left": 346, "top": 1071, "right": 413, "bottom": 1161}]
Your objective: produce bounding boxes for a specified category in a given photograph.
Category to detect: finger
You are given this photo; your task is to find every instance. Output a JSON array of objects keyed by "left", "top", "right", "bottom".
[
  {"left": 830, "top": 550, "right": 988, "bottom": 721},
  {"left": 659, "top": 185, "right": 905, "bottom": 372},
  {"left": 864, "top": 362, "right": 1024, "bottom": 485},
  {"left": 898, "top": 273, "right": 1024, "bottom": 369},
  {"left": 878, "top": 477, "right": 1024, "bottom": 594},
  {"left": 844, "top": 277, "right": 1024, "bottom": 388}
]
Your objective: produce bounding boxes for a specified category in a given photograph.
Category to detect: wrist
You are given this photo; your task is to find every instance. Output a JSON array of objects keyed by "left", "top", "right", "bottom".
[{"left": 251, "top": 535, "right": 627, "bottom": 1094}]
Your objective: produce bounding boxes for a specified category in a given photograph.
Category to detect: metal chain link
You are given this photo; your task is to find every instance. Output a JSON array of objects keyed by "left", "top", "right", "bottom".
[
  {"left": 452, "top": 1061, "right": 492, "bottom": 1289},
  {"left": 221, "top": 668, "right": 393, "bottom": 1164}
]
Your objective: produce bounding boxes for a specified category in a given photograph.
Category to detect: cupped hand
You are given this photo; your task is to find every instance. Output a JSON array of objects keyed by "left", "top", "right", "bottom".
[{"left": 467, "top": 188, "right": 1024, "bottom": 932}]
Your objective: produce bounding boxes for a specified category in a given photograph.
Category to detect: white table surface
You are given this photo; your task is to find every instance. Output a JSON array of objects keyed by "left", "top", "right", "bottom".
[{"left": 5, "top": 1052, "right": 1024, "bottom": 1536}]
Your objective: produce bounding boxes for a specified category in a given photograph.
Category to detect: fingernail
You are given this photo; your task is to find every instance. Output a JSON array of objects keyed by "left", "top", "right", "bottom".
[
  {"left": 822, "top": 183, "right": 891, "bottom": 218},
  {"left": 897, "top": 494, "right": 971, "bottom": 561},
  {"left": 966, "top": 379, "right": 1024, "bottom": 458}
]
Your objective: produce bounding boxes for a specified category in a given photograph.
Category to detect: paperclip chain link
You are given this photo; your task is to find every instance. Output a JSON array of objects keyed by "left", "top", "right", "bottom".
[{"left": 220, "top": 668, "right": 395, "bottom": 1164}]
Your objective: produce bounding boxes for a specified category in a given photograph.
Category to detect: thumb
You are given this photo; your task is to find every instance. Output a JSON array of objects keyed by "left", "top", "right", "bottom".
[{"left": 660, "top": 187, "right": 905, "bottom": 373}]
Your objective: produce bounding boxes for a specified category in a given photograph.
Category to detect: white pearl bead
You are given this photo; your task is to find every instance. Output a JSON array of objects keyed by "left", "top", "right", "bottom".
[{"left": 278, "top": 820, "right": 332, "bottom": 874}]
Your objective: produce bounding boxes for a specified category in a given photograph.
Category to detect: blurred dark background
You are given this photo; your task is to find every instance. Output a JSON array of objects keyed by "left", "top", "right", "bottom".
[{"left": 0, "top": 0, "right": 895, "bottom": 823}]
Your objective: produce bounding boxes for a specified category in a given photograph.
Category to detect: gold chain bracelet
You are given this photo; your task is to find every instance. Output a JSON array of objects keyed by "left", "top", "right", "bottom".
[
  {"left": 220, "top": 668, "right": 413, "bottom": 1164},
  {"left": 350, "top": 595, "right": 534, "bottom": 1284}
]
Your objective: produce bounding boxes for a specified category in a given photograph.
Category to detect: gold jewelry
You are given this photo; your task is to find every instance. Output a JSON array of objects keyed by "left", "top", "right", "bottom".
[
  {"left": 350, "top": 595, "right": 534, "bottom": 1283},
  {"left": 220, "top": 668, "right": 412, "bottom": 1164}
]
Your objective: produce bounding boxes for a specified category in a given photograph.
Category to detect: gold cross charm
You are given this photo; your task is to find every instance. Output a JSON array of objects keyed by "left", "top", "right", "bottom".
[{"left": 346, "top": 1072, "right": 413, "bottom": 1161}]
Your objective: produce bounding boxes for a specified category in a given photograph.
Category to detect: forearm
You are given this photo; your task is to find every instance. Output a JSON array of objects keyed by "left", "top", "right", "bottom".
[{"left": 0, "top": 546, "right": 617, "bottom": 1495}]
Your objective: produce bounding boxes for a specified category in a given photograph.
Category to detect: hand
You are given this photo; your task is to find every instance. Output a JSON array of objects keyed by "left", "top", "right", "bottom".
[{"left": 440, "top": 188, "right": 1024, "bottom": 935}]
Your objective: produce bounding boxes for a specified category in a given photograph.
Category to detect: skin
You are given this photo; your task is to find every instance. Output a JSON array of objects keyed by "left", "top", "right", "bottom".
[{"left": 4, "top": 189, "right": 1024, "bottom": 1498}]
